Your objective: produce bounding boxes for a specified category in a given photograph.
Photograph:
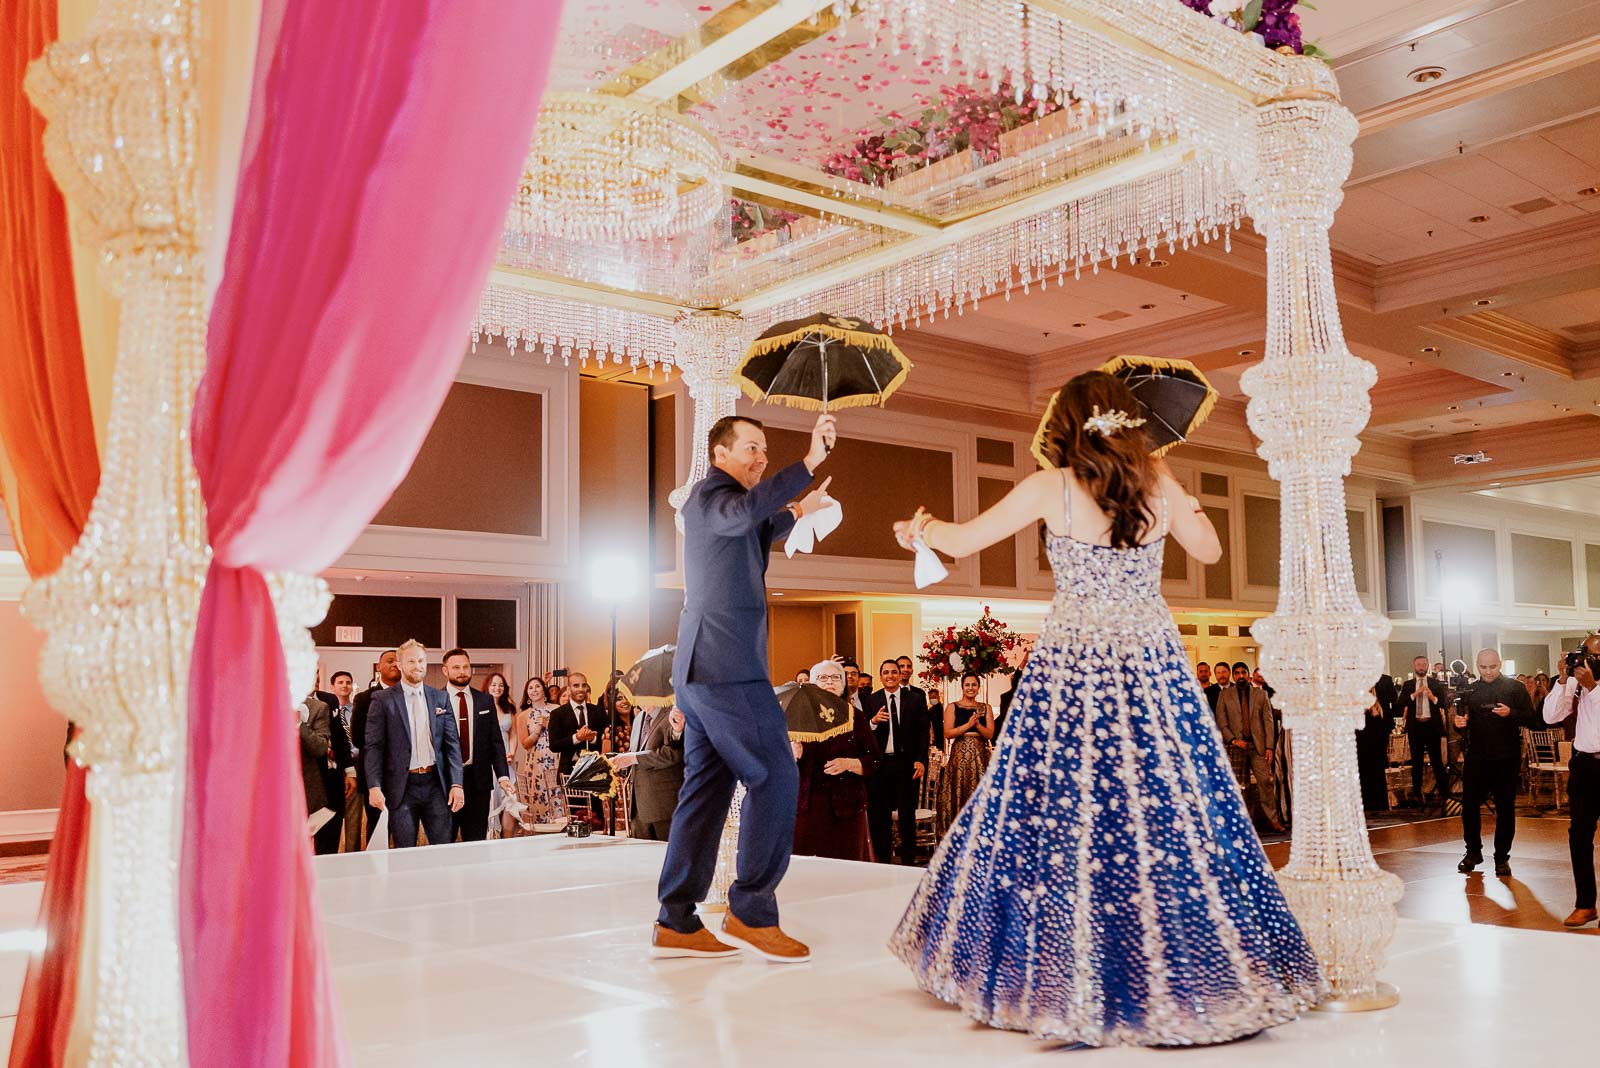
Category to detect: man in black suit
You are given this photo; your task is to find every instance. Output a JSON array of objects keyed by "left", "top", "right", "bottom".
[
  {"left": 364, "top": 640, "right": 464, "bottom": 848},
  {"left": 313, "top": 670, "right": 356, "bottom": 855},
  {"left": 866, "top": 658, "right": 929, "bottom": 864},
  {"left": 1358, "top": 673, "right": 1397, "bottom": 812},
  {"left": 349, "top": 649, "right": 400, "bottom": 847},
  {"left": 896, "top": 654, "right": 940, "bottom": 749},
  {"left": 1203, "top": 661, "right": 1226, "bottom": 716},
  {"left": 548, "top": 671, "right": 611, "bottom": 819},
  {"left": 442, "top": 648, "right": 514, "bottom": 842},
  {"left": 1400, "top": 654, "right": 1449, "bottom": 811}
]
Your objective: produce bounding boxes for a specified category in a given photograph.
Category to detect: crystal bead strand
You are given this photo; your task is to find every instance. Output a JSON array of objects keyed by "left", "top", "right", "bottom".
[
  {"left": 667, "top": 312, "right": 756, "bottom": 533},
  {"left": 1238, "top": 87, "right": 1402, "bottom": 1012},
  {"left": 21, "top": 0, "right": 207, "bottom": 1060}
]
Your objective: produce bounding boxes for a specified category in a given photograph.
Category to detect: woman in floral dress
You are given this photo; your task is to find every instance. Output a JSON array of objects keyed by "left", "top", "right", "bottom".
[{"left": 515, "top": 677, "right": 566, "bottom": 830}]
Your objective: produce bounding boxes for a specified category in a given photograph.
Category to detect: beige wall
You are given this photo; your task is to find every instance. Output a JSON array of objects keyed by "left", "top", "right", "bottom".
[
  {"left": 768, "top": 604, "right": 828, "bottom": 682},
  {"left": 0, "top": 601, "right": 66, "bottom": 812},
  {"left": 564, "top": 379, "right": 652, "bottom": 685}
]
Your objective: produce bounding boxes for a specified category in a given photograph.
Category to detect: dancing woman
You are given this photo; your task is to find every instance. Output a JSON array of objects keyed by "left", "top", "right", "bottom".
[{"left": 888, "top": 371, "right": 1323, "bottom": 1046}]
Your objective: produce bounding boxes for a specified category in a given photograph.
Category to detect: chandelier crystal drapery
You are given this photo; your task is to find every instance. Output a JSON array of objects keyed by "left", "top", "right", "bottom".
[{"left": 513, "top": 91, "right": 724, "bottom": 243}]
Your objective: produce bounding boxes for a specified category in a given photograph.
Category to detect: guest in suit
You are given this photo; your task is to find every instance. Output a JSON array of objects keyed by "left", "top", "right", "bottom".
[
  {"left": 895, "top": 654, "right": 939, "bottom": 749},
  {"left": 298, "top": 694, "right": 332, "bottom": 839},
  {"left": 547, "top": 672, "right": 610, "bottom": 775},
  {"left": 364, "top": 639, "right": 464, "bottom": 848},
  {"left": 1216, "top": 661, "right": 1285, "bottom": 832},
  {"left": 612, "top": 704, "right": 686, "bottom": 841},
  {"left": 1203, "top": 661, "right": 1225, "bottom": 715},
  {"left": 791, "top": 660, "right": 879, "bottom": 861},
  {"left": 1196, "top": 661, "right": 1212, "bottom": 690},
  {"left": 842, "top": 659, "right": 865, "bottom": 714},
  {"left": 1357, "top": 673, "right": 1396, "bottom": 812},
  {"left": 866, "top": 658, "right": 931, "bottom": 864},
  {"left": 652, "top": 412, "right": 835, "bottom": 963},
  {"left": 1400, "top": 654, "right": 1449, "bottom": 810},
  {"left": 316, "top": 671, "right": 355, "bottom": 855},
  {"left": 442, "top": 649, "right": 514, "bottom": 843},
  {"left": 349, "top": 649, "right": 400, "bottom": 847}
]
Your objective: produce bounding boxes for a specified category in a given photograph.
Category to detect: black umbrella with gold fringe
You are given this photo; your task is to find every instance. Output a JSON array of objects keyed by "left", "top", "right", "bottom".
[
  {"left": 619, "top": 644, "right": 675, "bottom": 705},
  {"left": 737, "top": 313, "right": 911, "bottom": 413},
  {"left": 773, "top": 681, "right": 856, "bottom": 743},
  {"left": 1030, "top": 355, "right": 1219, "bottom": 466}
]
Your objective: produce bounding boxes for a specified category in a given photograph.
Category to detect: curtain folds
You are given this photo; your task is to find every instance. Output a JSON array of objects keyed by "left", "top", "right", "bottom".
[
  {"left": 1, "top": 2, "right": 102, "bottom": 1065},
  {"left": 181, "top": 2, "right": 560, "bottom": 1064}
]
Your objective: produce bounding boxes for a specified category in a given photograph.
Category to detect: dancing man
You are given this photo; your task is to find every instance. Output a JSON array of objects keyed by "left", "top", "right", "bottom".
[{"left": 651, "top": 411, "right": 836, "bottom": 962}]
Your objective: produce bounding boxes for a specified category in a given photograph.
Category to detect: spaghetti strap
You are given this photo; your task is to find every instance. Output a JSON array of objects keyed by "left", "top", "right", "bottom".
[
  {"left": 1060, "top": 469, "right": 1072, "bottom": 538},
  {"left": 1158, "top": 492, "right": 1169, "bottom": 539}
]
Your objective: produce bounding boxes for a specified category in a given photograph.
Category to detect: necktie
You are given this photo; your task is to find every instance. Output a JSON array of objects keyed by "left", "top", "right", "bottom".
[
  {"left": 457, "top": 691, "right": 472, "bottom": 764},
  {"left": 889, "top": 693, "right": 899, "bottom": 753}
]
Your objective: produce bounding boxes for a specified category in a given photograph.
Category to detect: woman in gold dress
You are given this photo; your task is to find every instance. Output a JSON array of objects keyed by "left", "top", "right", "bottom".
[{"left": 937, "top": 671, "right": 995, "bottom": 835}]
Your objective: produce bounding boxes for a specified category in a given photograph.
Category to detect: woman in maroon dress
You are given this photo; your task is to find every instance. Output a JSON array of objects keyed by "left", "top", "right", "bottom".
[{"left": 792, "top": 659, "right": 881, "bottom": 862}]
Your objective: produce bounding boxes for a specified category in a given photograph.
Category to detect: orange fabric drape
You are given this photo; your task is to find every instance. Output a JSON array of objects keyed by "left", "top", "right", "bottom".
[{"left": 1, "top": 2, "right": 102, "bottom": 1065}]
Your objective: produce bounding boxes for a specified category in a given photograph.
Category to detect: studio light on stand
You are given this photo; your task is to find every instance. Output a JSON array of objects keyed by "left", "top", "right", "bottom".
[
  {"left": 590, "top": 552, "right": 642, "bottom": 836},
  {"left": 1439, "top": 573, "right": 1478, "bottom": 666}
]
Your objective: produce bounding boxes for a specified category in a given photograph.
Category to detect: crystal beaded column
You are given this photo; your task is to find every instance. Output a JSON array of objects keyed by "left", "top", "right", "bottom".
[
  {"left": 1239, "top": 84, "right": 1402, "bottom": 1012},
  {"left": 668, "top": 311, "right": 753, "bottom": 533},
  {"left": 698, "top": 783, "right": 745, "bottom": 914},
  {"left": 22, "top": 0, "right": 208, "bottom": 1059}
]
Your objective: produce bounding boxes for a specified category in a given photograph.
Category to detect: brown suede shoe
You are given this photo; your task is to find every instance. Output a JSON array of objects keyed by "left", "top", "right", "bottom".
[
  {"left": 649, "top": 923, "right": 739, "bottom": 959},
  {"left": 718, "top": 914, "right": 811, "bottom": 963},
  {"left": 1563, "top": 908, "right": 1599, "bottom": 928}
]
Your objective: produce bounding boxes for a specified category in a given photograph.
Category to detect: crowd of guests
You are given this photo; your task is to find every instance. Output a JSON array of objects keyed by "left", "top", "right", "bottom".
[{"left": 1195, "top": 660, "right": 1289, "bottom": 832}]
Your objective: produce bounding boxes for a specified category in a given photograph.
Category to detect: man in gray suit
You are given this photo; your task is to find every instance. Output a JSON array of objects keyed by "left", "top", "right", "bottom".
[
  {"left": 1216, "top": 661, "right": 1285, "bottom": 832},
  {"left": 612, "top": 705, "right": 686, "bottom": 841}
]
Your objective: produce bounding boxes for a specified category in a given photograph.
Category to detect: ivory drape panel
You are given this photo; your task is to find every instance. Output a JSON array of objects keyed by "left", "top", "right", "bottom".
[
  {"left": 1, "top": 2, "right": 102, "bottom": 1064},
  {"left": 182, "top": 2, "right": 560, "bottom": 1064}
]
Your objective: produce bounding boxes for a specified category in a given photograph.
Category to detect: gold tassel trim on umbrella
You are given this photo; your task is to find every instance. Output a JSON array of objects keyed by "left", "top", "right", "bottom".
[{"left": 785, "top": 718, "right": 857, "bottom": 744}]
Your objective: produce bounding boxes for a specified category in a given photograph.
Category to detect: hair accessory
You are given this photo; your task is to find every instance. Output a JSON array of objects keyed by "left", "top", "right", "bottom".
[{"left": 1083, "top": 405, "right": 1147, "bottom": 437}]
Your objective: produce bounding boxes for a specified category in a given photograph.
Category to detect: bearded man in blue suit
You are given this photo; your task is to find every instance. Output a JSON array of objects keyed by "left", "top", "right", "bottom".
[
  {"left": 364, "top": 639, "right": 464, "bottom": 847},
  {"left": 651, "top": 412, "right": 836, "bottom": 962}
]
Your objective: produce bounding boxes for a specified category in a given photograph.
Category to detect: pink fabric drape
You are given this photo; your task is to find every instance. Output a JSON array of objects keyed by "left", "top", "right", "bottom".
[{"left": 183, "top": 3, "right": 560, "bottom": 1064}]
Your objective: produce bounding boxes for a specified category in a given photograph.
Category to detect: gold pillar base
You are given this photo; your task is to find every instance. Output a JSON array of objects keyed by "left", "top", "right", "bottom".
[{"left": 1313, "top": 982, "right": 1399, "bottom": 1013}]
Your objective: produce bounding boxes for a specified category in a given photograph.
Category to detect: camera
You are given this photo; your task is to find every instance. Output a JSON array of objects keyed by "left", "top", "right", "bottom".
[
  {"left": 1564, "top": 648, "right": 1600, "bottom": 675},
  {"left": 564, "top": 819, "right": 591, "bottom": 838},
  {"left": 1447, "top": 659, "right": 1473, "bottom": 691}
]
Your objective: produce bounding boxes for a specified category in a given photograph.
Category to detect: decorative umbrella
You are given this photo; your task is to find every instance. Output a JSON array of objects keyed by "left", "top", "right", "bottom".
[
  {"left": 565, "top": 752, "right": 619, "bottom": 799},
  {"left": 773, "top": 681, "right": 856, "bottom": 743},
  {"left": 619, "top": 644, "right": 675, "bottom": 704},
  {"left": 1030, "top": 355, "right": 1219, "bottom": 465},
  {"left": 737, "top": 313, "right": 911, "bottom": 412}
]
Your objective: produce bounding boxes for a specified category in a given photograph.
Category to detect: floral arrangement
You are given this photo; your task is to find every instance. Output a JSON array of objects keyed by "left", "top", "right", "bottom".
[
  {"left": 917, "top": 606, "right": 1023, "bottom": 687},
  {"left": 821, "top": 82, "right": 1065, "bottom": 188},
  {"left": 1179, "top": 0, "right": 1325, "bottom": 58},
  {"left": 730, "top": 199, "right": 801, "bottom": 242}
]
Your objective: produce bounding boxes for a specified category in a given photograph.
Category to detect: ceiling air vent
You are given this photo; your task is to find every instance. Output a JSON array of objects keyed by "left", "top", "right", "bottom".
[
  {"left": 1509, "top": 197, "right": 1557, "bottom": 215},
  {"left": 1452, "top": 451, "right": 1493, "bottom": 466},
  {"left": 1097, "top": 310, "right": 1131, "bottom": 321}
]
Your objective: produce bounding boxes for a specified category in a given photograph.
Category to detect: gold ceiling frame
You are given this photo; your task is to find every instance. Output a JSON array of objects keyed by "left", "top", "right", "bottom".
[{"left": 727, "top": 138, "right": 1197, "bottom": 315}]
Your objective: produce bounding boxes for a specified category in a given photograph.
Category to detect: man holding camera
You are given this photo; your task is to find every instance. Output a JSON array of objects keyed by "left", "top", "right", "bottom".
[
  {"left": 1452, "top": 648, "right": 1538, "bottom": 877},
  {"left": 1544, "top": 635, "right": 1600, "bottom": 928}
]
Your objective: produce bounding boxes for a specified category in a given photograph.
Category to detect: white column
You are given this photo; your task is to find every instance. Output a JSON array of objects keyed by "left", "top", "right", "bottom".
[
  {"left": 1239, "top": 85, "right": 1403, "bottom": 1010},
  {"left": 23, "top": 0, "right": 208, "bottom": 1059}
]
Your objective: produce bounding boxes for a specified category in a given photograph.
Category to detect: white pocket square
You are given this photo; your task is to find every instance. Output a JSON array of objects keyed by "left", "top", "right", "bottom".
[{"left": 785, "top": 496, "right": 842, "bottom": 558}]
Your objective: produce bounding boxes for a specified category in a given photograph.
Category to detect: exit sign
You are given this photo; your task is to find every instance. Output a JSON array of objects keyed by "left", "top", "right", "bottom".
[{"left": 335, "top": 626, "right": 363, "bottom": 644}]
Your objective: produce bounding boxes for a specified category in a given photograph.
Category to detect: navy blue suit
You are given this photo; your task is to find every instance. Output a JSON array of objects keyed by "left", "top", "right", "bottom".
[
  {"left": 363, "top": 683, "right": 463, "bottom": 848},
  {"left": 658, "top": 461, "right": 813, "bottom": 932}
]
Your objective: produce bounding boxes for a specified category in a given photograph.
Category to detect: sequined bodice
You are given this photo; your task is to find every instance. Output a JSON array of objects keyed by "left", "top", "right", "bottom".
[{"left": 1042, "top": 483, "right": 1173, "bottom": 637}]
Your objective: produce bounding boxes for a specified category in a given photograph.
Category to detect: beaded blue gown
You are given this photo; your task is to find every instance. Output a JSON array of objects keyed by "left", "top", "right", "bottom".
[{"left": 889, "top": 487, "right": 1324, "bottom": 1046}]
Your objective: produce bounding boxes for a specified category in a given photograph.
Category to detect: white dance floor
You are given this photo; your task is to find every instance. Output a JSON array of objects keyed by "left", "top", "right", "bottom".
[{"left": 1, "top": 835, "right": 1591, "bottom": 1064}]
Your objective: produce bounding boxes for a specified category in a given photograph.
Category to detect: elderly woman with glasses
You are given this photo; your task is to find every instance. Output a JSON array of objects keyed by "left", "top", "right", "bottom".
[{"left": 791, "top": 658, "right": 882, "bottom": 862}]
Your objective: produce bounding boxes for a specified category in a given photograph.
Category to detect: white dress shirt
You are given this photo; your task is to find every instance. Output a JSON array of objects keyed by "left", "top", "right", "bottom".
[
  {"left": 883, "top": 689, "right": 899, "bottom": 755},
  {"left": 1545, "top": 678, "right": 1600, "bottom": 754},
  {"left": 1412, "top": 678, "right": 1433, "bottom": 721},
  {"left": 403, "top": 682, "right": 435, "bottom": 769}
]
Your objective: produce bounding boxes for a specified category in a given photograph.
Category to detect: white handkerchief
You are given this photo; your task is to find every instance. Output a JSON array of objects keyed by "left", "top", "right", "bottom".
[
  {"left": 912, "top": 538, "right": 948, "bottom": 589},
  {"left": 366, "top": 811, "right": 389, "bottom": 851},
  {"left": 784, "top": 496, "right": 843, "bottom": 558},
  {"left": 306, "top": 807, "right": 335, "bottom": 836}
]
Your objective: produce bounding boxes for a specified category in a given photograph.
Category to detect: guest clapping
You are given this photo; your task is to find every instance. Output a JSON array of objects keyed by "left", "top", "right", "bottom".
[{"left": 938, "top": 672, "right": 994, "bottom": 834}]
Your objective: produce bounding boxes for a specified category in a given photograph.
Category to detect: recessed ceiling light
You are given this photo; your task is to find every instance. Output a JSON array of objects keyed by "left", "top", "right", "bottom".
[
  {"left": 1146, "top": 258, "right": 1170, "bottom": 268},
  {"left": 1474, "top": 298, "right": 1493, "bottom": 306},
  {"left": 1421, "top": 346, "right": 1439, "bottom": 354},
  {"left": 772, "top": 592, "right": 785, "bottom": 597},
  {"left": 1139, "top": 303, "right": 1156, "bottom": 310},
  {"left": 1500, "top": 371, "right": 1516, "bottom": 377},
  {"left": 1446, "top": 405, "right": 1459, "bottom": 411},
  {"left": 1072, "top": 321, "right": 1087, "bottom": 328},
  {"left": 354, "top": 575, "right": 366, "bottom": 582},
  {"left": 1468, "top": 214, "right": 1489, "bottom": 223},
  {"left": 1408, "top": 65, "right": 1447, "bottom": 84},
  {"left": 1580, "top": 186, "right": 1600, "bottom": 197},
  {"left": 1237, "top": 348, "right": 1256, "bottom": 357}
]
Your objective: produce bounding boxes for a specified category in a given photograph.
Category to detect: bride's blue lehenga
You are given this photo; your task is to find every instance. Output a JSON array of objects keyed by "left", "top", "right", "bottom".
[{"left": 890, "top": 484, "right": 1324, "bottom": 1046}]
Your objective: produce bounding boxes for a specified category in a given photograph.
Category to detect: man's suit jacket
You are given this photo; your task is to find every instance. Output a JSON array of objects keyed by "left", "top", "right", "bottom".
[
  {"left": 1216, "top": 683, "right": 1277, "bottom": 752},
  {"left": 350, "top": 684, "right": 388, "bottom": 794},
  {"left": 629, "top": 709, "right": 685, "bottom": 826},
  {"left": 1400, "top": 676, "right": 1448, "bottom": 733},
  {"left": 448, "top": 686, "right": 511, "bottom": 782},
  {"left": 548, "top": 701, "right": 611, "bottom": 774},
  {"left": 676, "top": 462, "right": 811, "bottom": 686},
  {"left": 299, "top": 698, "right": 332, "bottom": 814},
  {"left": 1203, "top": 683, "right": 1222, "bottom": 713},
  {"left": 363, "top": 684, "right": 462, "bottom": 806},
  {"left": 863, "top": 686, "right": 930, "bottom": 767}
]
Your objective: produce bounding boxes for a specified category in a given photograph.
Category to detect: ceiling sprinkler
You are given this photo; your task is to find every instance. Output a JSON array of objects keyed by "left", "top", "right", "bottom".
[{"left": 1452, "top": 451, "right": 1493, "bottom": 465}]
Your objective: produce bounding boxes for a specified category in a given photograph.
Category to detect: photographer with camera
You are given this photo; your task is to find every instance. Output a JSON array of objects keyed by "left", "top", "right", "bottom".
[
  {"left": 1452, "top": 648, "right": 1539, "bottom": 877},
  {"left": 1544, "top": 634, "right": 1600, "bottom": 928}
]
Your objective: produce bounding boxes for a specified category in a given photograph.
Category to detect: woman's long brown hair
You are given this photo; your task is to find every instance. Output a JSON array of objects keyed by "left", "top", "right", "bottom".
[{"left": 1034, "top": 371, "right": 1158, "bottom": 549}]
